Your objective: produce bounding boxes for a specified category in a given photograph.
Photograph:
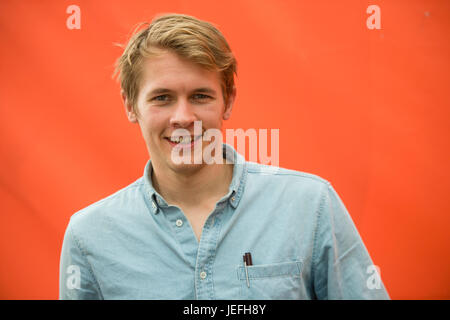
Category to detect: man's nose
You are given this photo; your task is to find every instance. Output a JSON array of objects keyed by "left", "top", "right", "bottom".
[{"left": 169, "top": 98, "right": 197, "bottom": 127}]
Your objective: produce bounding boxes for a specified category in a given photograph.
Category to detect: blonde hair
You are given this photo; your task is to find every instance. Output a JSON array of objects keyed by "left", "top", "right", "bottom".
[{"left": 113, "top": 13, "right": 237, "bottom": 116}]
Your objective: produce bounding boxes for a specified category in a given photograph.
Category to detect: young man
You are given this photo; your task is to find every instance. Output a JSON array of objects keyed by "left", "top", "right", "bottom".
[{"left": 59, "top": 13, "right": 390, "bottom": 299}]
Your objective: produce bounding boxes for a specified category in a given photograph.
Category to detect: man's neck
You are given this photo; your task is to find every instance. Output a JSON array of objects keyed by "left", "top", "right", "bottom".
[{"left": 151, "top": 160, "right": 234, "bottom": 209}]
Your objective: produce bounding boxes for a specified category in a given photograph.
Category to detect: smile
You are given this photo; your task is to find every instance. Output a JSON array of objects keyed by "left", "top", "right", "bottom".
[{"left": 165, "top": 135, "right": 203, "bottom": 148}]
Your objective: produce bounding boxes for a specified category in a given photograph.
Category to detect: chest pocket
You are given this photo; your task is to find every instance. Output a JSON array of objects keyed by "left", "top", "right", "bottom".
[{"left": 237, "top": 260, "right": 303, "bottom": 299}]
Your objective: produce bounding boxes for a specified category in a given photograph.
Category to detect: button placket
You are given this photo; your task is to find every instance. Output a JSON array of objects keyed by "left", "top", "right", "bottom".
[{"left": 194, "top": 210, "right": 225, "bottom": 300}]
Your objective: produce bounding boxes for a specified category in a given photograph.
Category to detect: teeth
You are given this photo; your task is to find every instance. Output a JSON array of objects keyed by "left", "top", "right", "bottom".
[{"left": 170, "top": 136, "right": 193, "bottom": 143}]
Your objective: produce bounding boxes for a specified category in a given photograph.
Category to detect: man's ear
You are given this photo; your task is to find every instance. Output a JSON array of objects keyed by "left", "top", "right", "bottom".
[
  {"left": 121, "top": 90, "right": 138, "bottom": 123},
  {"left": 223, "top": 86, "right": 236, "bottom": 120}
]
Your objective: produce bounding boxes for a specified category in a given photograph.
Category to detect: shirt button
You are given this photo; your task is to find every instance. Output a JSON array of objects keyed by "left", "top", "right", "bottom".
[
  {"left": 175, "top": 219, "right": 183, "bottom": 227},
  {"left": 200, "top": 271, "right": 207, "bottom": 280},
  {"left": 231, "top": 196, "right": 236, "bottom": 202}
]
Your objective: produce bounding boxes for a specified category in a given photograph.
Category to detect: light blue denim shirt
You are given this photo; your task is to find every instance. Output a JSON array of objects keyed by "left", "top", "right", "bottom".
[{"left": 59, "top": 143, "right": 390, "bottom": 300}]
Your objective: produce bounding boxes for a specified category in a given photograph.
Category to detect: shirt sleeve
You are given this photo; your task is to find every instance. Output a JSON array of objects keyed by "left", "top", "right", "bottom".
[
  {"left": 312, "top": 182, "right": 390, "bottom": 300},
  {"left": 59, "top": 221, "right": 103, "bottom": 300}
]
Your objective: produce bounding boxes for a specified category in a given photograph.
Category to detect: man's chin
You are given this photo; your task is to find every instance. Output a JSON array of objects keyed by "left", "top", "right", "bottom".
[{"left": 167, "top": 159, "right": 206, "bottom": 175}]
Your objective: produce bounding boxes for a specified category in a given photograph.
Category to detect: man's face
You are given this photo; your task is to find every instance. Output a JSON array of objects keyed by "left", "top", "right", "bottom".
[{"left": 123, "top": 49, "right": 234, "bottom": 174}]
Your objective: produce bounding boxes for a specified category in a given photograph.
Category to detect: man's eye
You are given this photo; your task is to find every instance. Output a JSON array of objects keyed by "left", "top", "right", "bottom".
[
  {"left": 192, "top": 94, "right": 211, "bottom": 100},
  {"left": 152, "top": 95, "right": 170, "bottom": 102}
]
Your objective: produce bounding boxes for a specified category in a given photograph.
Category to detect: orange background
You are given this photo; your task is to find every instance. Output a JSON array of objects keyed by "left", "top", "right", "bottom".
[{"left": 0, "top": 0, "right": 449, "bottom": 299}]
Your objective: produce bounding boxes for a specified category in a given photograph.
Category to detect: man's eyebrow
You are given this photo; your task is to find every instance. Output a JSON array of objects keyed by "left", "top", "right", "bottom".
[
  {"left": 146, "top": 87, "right": 218, "bottom": 98},
  {"left": 146, "top": 88, "right": 172, "bottom": 98},
  {"left": 193, "top": 87, "right": 217, "bottom": 95}
]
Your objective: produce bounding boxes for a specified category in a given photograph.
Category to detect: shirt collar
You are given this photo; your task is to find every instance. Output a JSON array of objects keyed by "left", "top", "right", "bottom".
[{"left": 143, "top": 143, "right": 247, "bottom": 214}]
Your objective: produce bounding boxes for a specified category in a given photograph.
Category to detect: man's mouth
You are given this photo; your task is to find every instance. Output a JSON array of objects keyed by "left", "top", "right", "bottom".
[{"left": 164, "top": 135, "right": 203, "bottom": 148}]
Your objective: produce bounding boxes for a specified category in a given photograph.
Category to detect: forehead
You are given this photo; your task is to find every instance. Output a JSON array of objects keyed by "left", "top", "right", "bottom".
[{"left": 139, "top": 49, "right": 222, "bottom": 93}]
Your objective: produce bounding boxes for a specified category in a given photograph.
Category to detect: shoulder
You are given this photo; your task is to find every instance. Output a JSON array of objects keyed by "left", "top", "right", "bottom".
[
  {"left": 68, "top": 177, "right": 145, "bottom": 232},
  {"left": 245, "top": 161, "right": 331, "bottom": 191}
]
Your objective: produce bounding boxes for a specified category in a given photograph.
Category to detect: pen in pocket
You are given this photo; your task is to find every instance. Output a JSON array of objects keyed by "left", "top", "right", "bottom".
[{"left": 243, "top": 252, "right": 253, "bottom": 288}]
